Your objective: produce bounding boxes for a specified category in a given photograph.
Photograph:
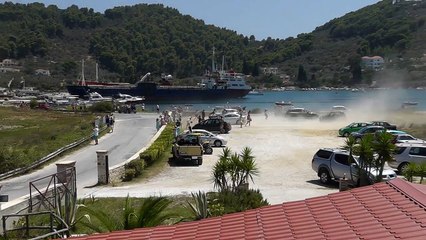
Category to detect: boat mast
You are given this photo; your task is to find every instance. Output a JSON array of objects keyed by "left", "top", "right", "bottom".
[{"left": 81, "top": 59, "right": 86, "bottom": 86}]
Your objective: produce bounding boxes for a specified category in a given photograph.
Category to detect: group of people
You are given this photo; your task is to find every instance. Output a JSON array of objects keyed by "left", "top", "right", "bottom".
[{"left": 92, "top": 114, "right": 115, "bottom": 145}]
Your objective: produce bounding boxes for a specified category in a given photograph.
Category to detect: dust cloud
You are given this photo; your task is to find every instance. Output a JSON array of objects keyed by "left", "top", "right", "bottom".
[{"left": 87, "top": 101, "right": 426, "bottom": 205}]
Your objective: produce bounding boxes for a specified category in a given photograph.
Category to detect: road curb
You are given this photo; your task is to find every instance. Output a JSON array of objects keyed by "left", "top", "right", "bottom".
[{"left": 107, "top": 125, "right": 166, "bottom": 182}]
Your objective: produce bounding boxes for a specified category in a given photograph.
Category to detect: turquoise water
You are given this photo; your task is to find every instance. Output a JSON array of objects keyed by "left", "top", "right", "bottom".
[{"left": 145, "top": 89, "right": 426, "bottom": 112}]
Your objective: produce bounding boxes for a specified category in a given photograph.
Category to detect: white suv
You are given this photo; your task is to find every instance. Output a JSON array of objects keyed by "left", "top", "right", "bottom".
[{"left": 388, "top": 143, "right": 426, "bottom": 173}]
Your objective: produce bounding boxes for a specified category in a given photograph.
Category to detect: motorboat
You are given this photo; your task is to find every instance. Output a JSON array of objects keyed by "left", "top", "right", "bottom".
[
  {"left": 275, "top": 101, "right": 293, "bottom": 106},
  {"left": 114, "top": 93, "right": 145, "bottom": 104},
  {"left": 248, "top": 90, "right": 264, "bottom": 95}
]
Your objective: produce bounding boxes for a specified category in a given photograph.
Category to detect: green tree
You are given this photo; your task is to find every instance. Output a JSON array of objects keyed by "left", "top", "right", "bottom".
[
  {"left": 347, "top": 55, "right": 362, "bottom": 84},
  {"left": 297, "top": 64, "right": 307, "bottom": 84},
  {"left": 372, "top": 132, "right": 395, "bottom": 182},
  {"left": 212, "top": 147, "right": 258, "bottom": 193}
]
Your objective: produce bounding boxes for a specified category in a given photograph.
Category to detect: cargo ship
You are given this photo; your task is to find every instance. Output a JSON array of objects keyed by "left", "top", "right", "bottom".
[{"left": 67, "top": 57, "right": 252, "bottom": 102}]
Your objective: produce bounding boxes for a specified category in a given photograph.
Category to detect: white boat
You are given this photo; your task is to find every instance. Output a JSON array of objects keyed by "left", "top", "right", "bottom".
[
  {"left": 248, "top": 90, "right": 264, "bottom": 95},
  {"left": 275, "top": 101, "right": 293, "bottom": 106},
  {"left": 114, "top": 93, "right": 145, "bottom": 104},
  {"left": 89, "top": 92, "right": 112, "bottom": 102}
]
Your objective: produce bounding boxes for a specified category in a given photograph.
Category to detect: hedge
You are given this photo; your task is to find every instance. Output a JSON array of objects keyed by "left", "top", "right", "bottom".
[{"left": 122, "top": 124, "right": 174, "bottom": 181}]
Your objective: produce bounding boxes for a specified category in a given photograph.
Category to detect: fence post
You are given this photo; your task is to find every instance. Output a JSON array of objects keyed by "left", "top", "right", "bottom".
[{"left": 97, "top": 150, "right": 109, "bottom": 185}]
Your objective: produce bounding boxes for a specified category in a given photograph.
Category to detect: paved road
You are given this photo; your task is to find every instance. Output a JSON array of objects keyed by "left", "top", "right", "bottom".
[{"left": 0, "top": 113, "right": 157, "bottom": 201}]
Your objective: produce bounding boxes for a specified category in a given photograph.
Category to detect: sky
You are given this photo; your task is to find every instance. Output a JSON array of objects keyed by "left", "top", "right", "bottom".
[{"left": 5, "top": 0, "right": 381, "bottom": 40}]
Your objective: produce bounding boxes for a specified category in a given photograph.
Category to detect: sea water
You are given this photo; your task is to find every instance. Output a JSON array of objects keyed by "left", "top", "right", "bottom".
[{"left": 144, "top": 89, "right": 426, "bottom": 112}]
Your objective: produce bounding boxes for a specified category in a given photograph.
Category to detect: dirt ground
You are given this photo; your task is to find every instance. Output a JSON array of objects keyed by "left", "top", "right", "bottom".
[{"left": 84, "top": 109, "right": 426, "bottom": 204}]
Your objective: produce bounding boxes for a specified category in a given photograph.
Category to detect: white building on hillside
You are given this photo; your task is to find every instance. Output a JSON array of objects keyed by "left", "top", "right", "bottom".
[
  {"left": 361, "top": 56, "right": 384, "bottom": 71},
  {"left": 35, "top": 69, "right": 51, "bottom": 76},
  {"left": 261, "top": 67, "right": 279, "bottom": 75}
]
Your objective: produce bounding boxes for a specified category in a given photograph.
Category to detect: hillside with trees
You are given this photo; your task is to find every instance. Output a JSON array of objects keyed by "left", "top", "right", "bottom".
[{"left": 0, "top": 0, "right": 425, "bottom": 90}]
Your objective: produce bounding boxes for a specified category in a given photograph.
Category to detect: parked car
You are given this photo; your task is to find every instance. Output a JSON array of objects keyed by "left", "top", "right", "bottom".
[
  {"left": 172, "top": 134, "right": 205, "bottom": 166},
  {"left": 181, "top": 129, "right": 227, "bottom": 147},
  {"left": 284, "top": 108, "right": 318, "bottom": 119},
  {"left": 338, "top": 122, "right": 371, "bottom": 137},
  {"left": 331, "top": 105, "right": 348, "bottom": 112},
  {"left": 319, "top": 111, "right": 346, "bottom": 122},
  {"left": 350, "top": 126, "right": 385, "bottom": 142},
  {"left": 371, "top": 121, "right": 397, "bottom": 130},
  {"left": 391, "top": 133, "right": 426, "bottom": 144},
  {"left": 387, "top": 130, "right": 406, "bottom": 135},
  {"left": 176, "top": 132, "right": 213, "bottom": 155},
  {"left": 312, "top": 148, "right": 397, "bottom": 185},
  {"left": 222, "top": 113, "right": 246, "bottom": 125},
  {"left": 388, "top": 143, "right": 426, "bottom": 173},
  {"left": 193, "top": 117, "right": 232, "bottom": 134}
]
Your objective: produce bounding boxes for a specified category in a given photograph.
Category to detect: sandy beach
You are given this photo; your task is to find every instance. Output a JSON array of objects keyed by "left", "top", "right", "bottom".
[{"left": 82, "top": 108, "right": 426, "bottom": 204}]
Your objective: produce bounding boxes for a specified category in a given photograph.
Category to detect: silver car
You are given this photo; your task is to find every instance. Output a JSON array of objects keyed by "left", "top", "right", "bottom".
[
  {"left": 222, "top": 113, "right": 246, "bottom": 125},
  {"left": 388, "top": 143, "right": 426, "bottom": 173},
  {"left": 181, "top": 129, "right": 227, "bottom": 147}
]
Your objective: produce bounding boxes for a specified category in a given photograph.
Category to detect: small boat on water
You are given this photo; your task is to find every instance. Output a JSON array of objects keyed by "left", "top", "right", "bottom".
[
  {"left": 401, "top": 101, "right": 418, "bottom": 109},
  {"left": 248, "top": 90, "right": 264, "bottom": 95},
  {"left": 275, "top": 101, "right": 293, "bottom": 106}
]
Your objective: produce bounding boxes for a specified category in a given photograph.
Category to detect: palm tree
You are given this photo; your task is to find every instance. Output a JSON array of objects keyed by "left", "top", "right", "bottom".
[
  {"left": 237, "top": 147, "right": 259, "bottom": 189},
  {"left": 372, "top": 132, "right": 395, "bottom": 182},
  {"left": 130, "top": 197, "right": 177, "bottom": 228},
  {"left": 185, "top": 191, "right": 209, "bottom": 220},
  {"left": 78, "top": 196, "right": 177, "bottom": 233},
  {"left": 403, "top": 163, "right": 418, "bottom": 182},
  {"left": 419, "top": 162, "right": 426, "bottom": 184},
  {"left": 343, "top": 135, "right": 357, "bottom": 182},
  {"left": 78, "top": 205, "right": 123, "bottom": 233},
  {"left": 211, "top": 147, "right": 258, "bottom": 192},
  {"left": 356, "top": 134, "right": 375, "bottom": 186},
  {"left": 212, "top": 148, "right": 231, "bottom": 192}
]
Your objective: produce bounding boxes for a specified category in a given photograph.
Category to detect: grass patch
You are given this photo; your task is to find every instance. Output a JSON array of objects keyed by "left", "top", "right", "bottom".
[
  {"left": 0, "top": 107, "right": 95, "bottom": 174},
  {"left": 72, "top": 196, "right": 192, "bottom": 235}
]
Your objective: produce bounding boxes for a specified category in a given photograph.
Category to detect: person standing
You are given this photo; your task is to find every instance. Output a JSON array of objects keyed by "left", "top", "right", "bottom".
[
  {"left": 201, "top": 109, "right": 205, "bottom": 120},
  {"left": 264, "top": 109, "right": 268, "bottom": 120},
  {"left": 109, "top": 114, "right": 115, "bottom": 133},
  {"left": 246, "top": 110, "right": 252, "bottom": 126},
  {"left": 156, "top": 104, "right": 160, "bottom": 114},
  {"left": 156, "top": 118, "right": 161, "bottom": 131},
  {"left": 92, "top": 125, "right": 99, "bottom": 145}
]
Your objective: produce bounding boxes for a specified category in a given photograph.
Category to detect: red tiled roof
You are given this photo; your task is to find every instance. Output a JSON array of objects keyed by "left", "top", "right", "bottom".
[{"left": 70, "top": 178, "right": 426, "bottom": 240}]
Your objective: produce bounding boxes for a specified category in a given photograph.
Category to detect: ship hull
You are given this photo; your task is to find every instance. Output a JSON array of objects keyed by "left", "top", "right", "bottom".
[{"left": 67, "top": 83, "right": 251, "bottom": 102}]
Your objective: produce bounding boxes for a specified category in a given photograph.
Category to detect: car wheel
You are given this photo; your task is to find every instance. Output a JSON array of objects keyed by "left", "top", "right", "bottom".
[
  {"left": 319, "top": 169, "right": 331, "bottom": 184},
  {"left": 220, "top": 128, "right": 225, "bottom": 134},
  {"left": 204, "top": 147, "right": 213, "bottom": 154},
  {"left": 197, "top": 158, "right": 203, "bottom": 166},
  {"left": 343, "top": 132, "right": 350, "bottom": 137},
  {"left": 214, "top": 140, "right": 222, "bottom": 147},
  {"left": 398, "top": 162, "right": 409, "bottom": 174}
]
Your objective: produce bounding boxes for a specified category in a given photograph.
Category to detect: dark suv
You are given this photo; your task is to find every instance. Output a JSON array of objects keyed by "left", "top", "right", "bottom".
[
  {"left": 193, "top": 117, "right": 231, "bottom": 134},
  {"left": 371, "top": 121, "right": 397, "bottom": 130}
]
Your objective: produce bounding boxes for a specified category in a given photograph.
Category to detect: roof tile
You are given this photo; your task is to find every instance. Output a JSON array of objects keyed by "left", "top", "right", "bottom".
[{"left": 68, "top": 179, "right": 426, "bottom": 240}]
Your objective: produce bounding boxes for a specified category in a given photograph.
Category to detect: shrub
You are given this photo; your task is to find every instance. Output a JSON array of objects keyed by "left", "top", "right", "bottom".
[
  {"left": 123, "top": 124, "right": 175, "bottom": 181},
  {"left": 208, "top": 189, "right": 269, "bottom": 217},
  {"left": 125, "top": 159, "right": 145, "bottom": 177},
  {"left": 122, "top": 168, "right": 136, "bottom": 182},
  {"left": 89, "top": 102, "right": 114, "bottom": 113},
  {"left": 29, "top": 99, "right": 38, "bottom": 109}
]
